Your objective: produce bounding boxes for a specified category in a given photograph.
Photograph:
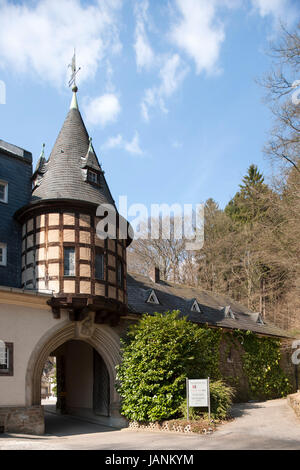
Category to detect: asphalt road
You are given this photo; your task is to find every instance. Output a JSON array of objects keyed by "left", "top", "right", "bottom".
[{"left": 1, "top": 398, "right": 300, "bottom": 450}]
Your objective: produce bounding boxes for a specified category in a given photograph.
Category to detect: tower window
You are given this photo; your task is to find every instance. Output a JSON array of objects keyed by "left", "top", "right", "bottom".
[
  {"left": 117, "top": 260, "right": 123, "bottom": 287},
  {"left": 0, "top": 243, "right": 7, "bottom": 266},
  {"left": 95, "top": 251, "right": 104, "bottom": 280},
  {"left": 88, "top": 170, "right": 99, "bottom": 185},
  {"left": 64, "top": 247, "right": 75, "bottom": 276},
  {"left": 0, "top": 181, "right": 8, "bottom": 203}
]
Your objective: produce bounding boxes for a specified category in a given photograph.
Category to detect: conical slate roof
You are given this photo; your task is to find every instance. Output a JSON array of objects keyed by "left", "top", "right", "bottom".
[{"left": 31, "top": 92, "right": 115, "bottom": 207}]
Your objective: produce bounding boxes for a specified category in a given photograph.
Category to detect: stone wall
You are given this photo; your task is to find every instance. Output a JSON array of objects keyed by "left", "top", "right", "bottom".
[
  {"left": 219, "top": 334, "right": 250, "bottom": 402},
  {"left": 0, "top": 405, "right": 44, "bottom": 435},
  {"left": 280, "top": 339, "right": 299, "bottom": 391},
  {"left": 287, "top": 392, "right": 300, "bottom": 419},
  {"left": 219, "top": 333, "right": 296, "bottom": 402}
]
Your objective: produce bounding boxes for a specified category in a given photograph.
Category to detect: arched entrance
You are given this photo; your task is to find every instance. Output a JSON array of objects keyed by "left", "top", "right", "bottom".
[
  {"left": 25, "top": 319, "right": 126, "bottom": 429},
  {"left": 52, "top": 340, "right": 110, "bottom": 418}
]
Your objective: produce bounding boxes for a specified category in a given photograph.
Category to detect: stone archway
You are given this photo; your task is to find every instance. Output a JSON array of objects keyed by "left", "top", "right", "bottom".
[{"left": 25, "top": 317, "right": 124, "bottom": 427}]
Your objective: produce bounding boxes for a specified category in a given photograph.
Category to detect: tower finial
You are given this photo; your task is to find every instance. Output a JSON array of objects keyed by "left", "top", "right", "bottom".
[
  {"left": 68, "top": 48, "right": 81, "bottom": 92},
  {"left": 68, "top": 49, "right": 80, "bottom": 110}
]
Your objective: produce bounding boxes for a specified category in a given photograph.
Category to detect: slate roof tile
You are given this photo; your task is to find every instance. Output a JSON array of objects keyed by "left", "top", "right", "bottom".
[
  {"left": 31, "top": 105, "right": 114, "bottom": 207},
  {"left": 126, "top": 272, "right": 291, "bottom": 338}
]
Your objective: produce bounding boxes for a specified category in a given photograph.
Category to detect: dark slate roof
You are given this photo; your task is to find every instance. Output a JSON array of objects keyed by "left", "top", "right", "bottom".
[
  {"left": 0, "top": 139, "right": 32, "bottom": 163},
  {"left": 126, "top": 272, "right": 291, "bottom": 338},
  {"left": 31, "top": 97, "right": 114, "bottom": 206}
]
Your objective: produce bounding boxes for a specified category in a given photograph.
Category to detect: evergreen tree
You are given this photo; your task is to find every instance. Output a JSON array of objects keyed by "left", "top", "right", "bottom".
[{"left": 225, "top": 164, "right": 269, "bottom": 224}]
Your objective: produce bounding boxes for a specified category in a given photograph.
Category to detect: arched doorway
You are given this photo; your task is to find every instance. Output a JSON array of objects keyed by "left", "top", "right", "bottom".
[
  {"left": 25, "top": 320, "right": 126, "bottom": 429},
  {"left": 52, "top": 340, "right": 110, "bottom": 418}
]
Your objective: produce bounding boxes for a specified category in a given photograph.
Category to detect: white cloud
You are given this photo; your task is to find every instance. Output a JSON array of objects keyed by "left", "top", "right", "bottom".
[
  {"left": 251, "top": 0, "right": 288, "bottom": 18},
  {"left": 141, "top": 53, "right": 188, "bottom": 121},
  {"left": 83, "top": 93, "right": 121, "bottom": 127},
  {"left": 169, "top": 0, "right": 225, "bottom": 75},
  {"left": 102, "top": 131, "right": 143, "bottom": 155},
  {"left": 0, "top": 0, "right": 121, "bottom": 87},
  {"left": 250, "top": 0, "right": 298, "bottom": 26},
  {"left": 134, "top": 0, "right": 155, "bottom": 70}
]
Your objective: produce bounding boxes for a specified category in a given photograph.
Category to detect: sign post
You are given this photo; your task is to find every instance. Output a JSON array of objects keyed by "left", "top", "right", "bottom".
[{"left": 186, "top": 377, "right": 211, "bottom": 421}]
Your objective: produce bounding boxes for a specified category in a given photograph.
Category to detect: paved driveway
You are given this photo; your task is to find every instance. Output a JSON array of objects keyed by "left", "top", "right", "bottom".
[{"left": 1, "top": 398, "right": 300, "bottom": 450}]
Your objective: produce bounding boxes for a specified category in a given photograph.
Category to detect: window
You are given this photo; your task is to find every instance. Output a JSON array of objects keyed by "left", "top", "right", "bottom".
[
  {"left": 224, "top": 305, "right": 235, "bottom": 320},
  {"left": 88, "top": 170, "right": 99, "bottom": 184},
  {"left": 0, "top": 181, "right": 8, "bottom": 203},
  {"left": 64, "top": 247, "right": 75, "bottom": 276},
  {"left": 95, "top": 251, "right": 104, "bottom": 280},
  {"left": 191, "top": 299, "right": 200, "bottom": 313},
  {"left": 0, "top": 342, "right": 13, "bottom": 376},
  {"left": 146, "top": 289, "right": 160, "bottom": 305},
  {"left": 0, "top": 243, "right": 7, "bottom": 266},
  {"left": 117, "top": 260, "right": 123, "bottom": 287},
  {"left": 256, "top": 314, "right": 264, "bottom": 325}
]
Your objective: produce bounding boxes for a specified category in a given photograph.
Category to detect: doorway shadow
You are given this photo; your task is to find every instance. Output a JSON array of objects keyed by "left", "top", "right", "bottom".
[{"left": 44, "top": 408, "right": 122, "bottom": 437}]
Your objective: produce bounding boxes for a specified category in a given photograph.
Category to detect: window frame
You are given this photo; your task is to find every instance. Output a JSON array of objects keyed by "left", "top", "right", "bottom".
[
  {"left": 95, "top": 250, "right": 104, "bottom": 281},
  {"left": 87, "top": 170, "right": 99, "bottom": 185},
  {"left": 146, "top": 289, "right": 160, "bottom": 305},
  {"left": 63, "top": 246, "right": 76, "bottom": 277},
  {"left": 191, "top": 299, "right": 200, "bottom": 313},
  {"left": 0, "top": 342, "right": 14, "bottom": 376},
  {"left": 0, "top": 242, "right": 7, "bottom": 267},
  {"left": 117, "top": 260, "right": 123, "bottom": 288},
  {"left": 0, "top": 180, "right": 8, "bottom": 203}
]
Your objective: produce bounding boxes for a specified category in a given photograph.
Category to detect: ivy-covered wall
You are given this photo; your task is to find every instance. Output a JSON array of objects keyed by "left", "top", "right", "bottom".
[
  {"left": 219, "top": 330, "right": 294, "bottom": 402},
  {"left": 118, "top": 316, "right": 295, "bottom": 405}
]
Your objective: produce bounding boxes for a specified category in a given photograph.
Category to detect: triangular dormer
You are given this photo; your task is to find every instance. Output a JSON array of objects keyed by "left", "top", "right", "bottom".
[
  {"left": 146, "top": 289, "right": 160, "bottom": 305},
  {"left": 255, "top": 313, "right": 264, "bottom": 325},
  {"left": 224, "top": 305, "right": 235, "bottom": 320},
  {"left": 32, "top": 143, "right": 48, "bottom": 190},
  {"left": 81, "top": 137, "right": 102, "bottom": 186},
  {"left": 190, "top": 299, "right": 201, "bottom": 313}
]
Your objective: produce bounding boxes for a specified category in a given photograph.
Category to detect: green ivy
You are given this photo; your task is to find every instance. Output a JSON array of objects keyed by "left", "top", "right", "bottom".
[{"left": 231, "top": 330, "right": 292, "bottom": 400}]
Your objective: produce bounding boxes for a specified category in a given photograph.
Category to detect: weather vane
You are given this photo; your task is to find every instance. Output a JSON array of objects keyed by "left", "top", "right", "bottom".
[{"left": 68, "top": 49, "right": 81, "bottom": 89}]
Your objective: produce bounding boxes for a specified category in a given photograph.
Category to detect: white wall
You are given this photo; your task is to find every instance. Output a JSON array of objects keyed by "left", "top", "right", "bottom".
[{"left": 0, "top": 299, "right": 68, "bottom": 406}]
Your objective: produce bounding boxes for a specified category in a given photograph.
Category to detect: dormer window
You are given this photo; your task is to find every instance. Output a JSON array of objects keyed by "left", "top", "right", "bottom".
[
  {"left": 0, "top": 181, "right": 8, "bottom": 203},
  {"left": 146, "top": 289, "right": 160, "bottom": 305},
  {"left": 191, "top": 299, "right": 201, "bottom": 313},
  {"left": 224, "top": 305, "right": 235, "bottom": 320},
  {"left": 87, "top": 170, "right": 99, "bottom": 185},
  {"left": 256, "top": 314, "right": 264, "bottom": 325}
]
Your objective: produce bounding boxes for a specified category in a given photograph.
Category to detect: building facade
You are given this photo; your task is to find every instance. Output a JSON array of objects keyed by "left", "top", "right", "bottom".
[
  {"left": 0, "top": 87, "right": 295, "bottom": 435},
  {"left": 0, "top": 140, "right": 32, "bottom": 288}
]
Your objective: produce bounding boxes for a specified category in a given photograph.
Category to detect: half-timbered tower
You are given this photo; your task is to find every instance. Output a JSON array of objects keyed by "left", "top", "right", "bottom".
[{"left": 16, "top": 86, "right": 131, "bottom": 326}]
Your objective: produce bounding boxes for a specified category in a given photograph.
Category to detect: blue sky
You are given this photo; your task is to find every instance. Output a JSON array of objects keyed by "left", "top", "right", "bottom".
[{"left": 0, "top": 0, "right": 299, "bottom": 212}]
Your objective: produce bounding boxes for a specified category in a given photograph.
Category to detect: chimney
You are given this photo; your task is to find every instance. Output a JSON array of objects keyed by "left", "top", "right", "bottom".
[{"left": 149, "top": 266, "right": 160, "bottom": 283}]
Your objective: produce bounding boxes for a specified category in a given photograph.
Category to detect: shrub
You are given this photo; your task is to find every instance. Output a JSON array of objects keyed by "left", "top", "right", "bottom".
[
  {"left": 116, "top": 310, "right": 222, "bottom": 422},
  {"left": 180, "top": 380, "right": 234, "bottom": 421}
]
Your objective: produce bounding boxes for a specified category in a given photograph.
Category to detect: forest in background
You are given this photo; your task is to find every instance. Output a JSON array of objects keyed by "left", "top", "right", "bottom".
[{"left": 128, "top": 24, "right": 300, "bottom": 332}]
